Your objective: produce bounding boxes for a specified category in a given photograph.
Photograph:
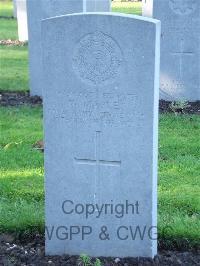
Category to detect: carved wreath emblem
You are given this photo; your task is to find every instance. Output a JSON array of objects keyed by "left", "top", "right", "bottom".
[{"left": 72, "top": 32, "right": 123, "bottom": 85}]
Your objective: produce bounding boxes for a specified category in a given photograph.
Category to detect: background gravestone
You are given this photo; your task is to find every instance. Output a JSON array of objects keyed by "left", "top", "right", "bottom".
[
  {"left": 42, "top": 13, "right": 160, "bottom": 258},
  {"left": 142, "top": 0, "right": 153, "bottom": 17},
  {"left": 27, "top": 0, "right": 111, "bottom": 97},
  {"left": 86, "top": 0, "right": 111, "bottom": 11},
  {"left": 143, "top": 0, "right": 200, "bottom": 101},
  {"left": 16, "top": 0, "right": 28, "bottom": 41}
]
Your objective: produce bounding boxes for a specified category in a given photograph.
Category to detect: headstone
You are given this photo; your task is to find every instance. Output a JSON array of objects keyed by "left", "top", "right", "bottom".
[
  {"left": 27, "top": 0, "right": 111, "bottom": 97},
  {"left": 86, "top": 0, "right": 111, "bottom": 11},
  {"left": 16, "top": 0, "right": 28, "bottom": 41},
  {"left": 13, "top": 0, "right": 17, "bottom": 18},
  {"left": 142, "top": 0, "right": 153, "bottom": 17},
  {"left": 143, "top": 0, "right": 200, "bottom": 101},
  {"left": 42, "top": 13, "right": 160, "bottom": 258}
]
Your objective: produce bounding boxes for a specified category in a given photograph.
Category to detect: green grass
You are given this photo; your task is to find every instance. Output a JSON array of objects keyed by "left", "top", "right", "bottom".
[
  {"left": 0, "top": 18, "right": 17, "bottom": 40},
  {"left": 158, "top": 114, "right": 200, "bottom": 248},
  {"left": 0, "top": 106, "right": 44, "bottom": 232},
  {"left": 0, "top": 107, "right": 200, "bottom": 248},
  {"left": 0, "top": 0, "right": 17, "bottom": 40},
  {"left": 112, "top": 2, "right": 141, "bottom": 15},
  {"left": 0, "top": 45, "right": 29, "bottom": 92},
  {"left": 0, "top": 0, "right": 13, "bottom": 17}
]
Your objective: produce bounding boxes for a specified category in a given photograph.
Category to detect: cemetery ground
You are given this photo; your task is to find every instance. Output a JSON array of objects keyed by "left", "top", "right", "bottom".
[{"left": 0, "top": 1, "right": 200, "bottom": 265}]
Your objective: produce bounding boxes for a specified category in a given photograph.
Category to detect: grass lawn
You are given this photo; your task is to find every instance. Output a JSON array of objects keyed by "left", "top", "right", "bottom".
[
  {"left": 112, "top": 2, "right": 141, "bottom": 15},
  {"left": 0, "top": 106, "right": 44, "bottom": 232},
  {"left": 0, "top": 107, "right": 199, "bottom": 248},
  {"left": 0, "top": 0, "right": 17, "bottom": 40},
  {"left": 0, "top": 18, "right": 17, "bottom": 40},
  {"left": 159, "top": 115, "right": 200, "bottom": 248},
  {"left": 0, "top": 0, "right": 13, "bottom": 17},
  {"left": 0, "top": 45, "right": 29, "bottom": 92}
]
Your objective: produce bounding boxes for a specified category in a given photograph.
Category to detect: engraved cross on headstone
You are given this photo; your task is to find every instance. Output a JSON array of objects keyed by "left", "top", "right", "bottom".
[
  {"left": 74, "top": 131, "right": 121, "bottom": 202},
  {"left": 171, "top": 39, "right": 194, "bottom": 79}
]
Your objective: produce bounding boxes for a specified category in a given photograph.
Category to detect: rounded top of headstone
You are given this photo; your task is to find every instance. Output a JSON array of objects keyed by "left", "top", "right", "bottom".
[
  {"left": 169, "top": 0, "right": 196, "bottom": 15},
  {"left": 72, "top": 31, "right": 123, "bottom": 85}
]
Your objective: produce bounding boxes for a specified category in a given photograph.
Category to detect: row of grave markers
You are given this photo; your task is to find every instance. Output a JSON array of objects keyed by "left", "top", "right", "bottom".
[
  {"left": 14, "top": 0, "right": 200, "bottom": 101},
  {"left": 11, "top": 0, "right": 199, "bottom": 259}
]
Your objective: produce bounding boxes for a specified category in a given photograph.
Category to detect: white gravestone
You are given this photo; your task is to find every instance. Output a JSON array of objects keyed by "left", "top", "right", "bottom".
[
  {"left": 16, "top": 0, "right": 28, "bottom": 41},
  {"left": 42, "top": 13, "right": 160, "bottom": 258},
  {"left": 143, "top": 0, "right": 200, "bottom": 101},
  {"left": 27, "top": 0, "right": 111, "bottom": 97},
  {"left": 142, "top": 0, "right": 153, "bottom": 17}
]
